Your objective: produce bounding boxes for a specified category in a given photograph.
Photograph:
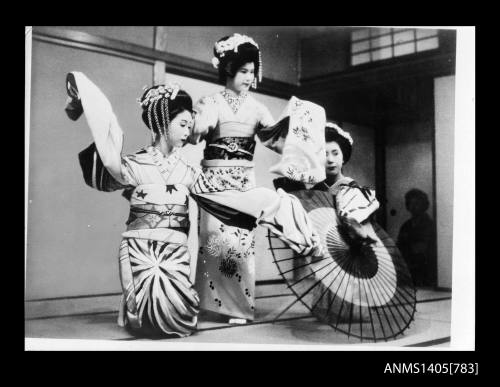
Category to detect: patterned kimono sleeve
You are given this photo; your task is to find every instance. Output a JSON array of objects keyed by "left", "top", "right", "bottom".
[
  {"left": 336, "top": 182, "right": 380, "bottom": 224},
  {"left": 185, "top": 162, "right": 258, "bottom": 230},
  {"left": 257, "top": 97, "right": 326, "bottom": 185},
  {"left": 192, "top": 182, "right": 323, "bottom": 256},
  {"left": 70, "top": 71, "right": 135, "bottom": 186},
  {"left": 335, "top": 182, "right": 380, "bottom": 241},
  {"left": 78, "top": 142, "right": 137, "bottom": 194},
  {"left": 188, "top": 96, "right": 218, "bottom": 144}
]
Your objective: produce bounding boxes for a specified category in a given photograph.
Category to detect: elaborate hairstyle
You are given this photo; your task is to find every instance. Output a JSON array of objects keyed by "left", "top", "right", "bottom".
[
  {"left": 211, "top": 33, "right": 262, "bottom": 87},
  {"left": 404, "top": 188, "right": 430, "bottom": 212},
  {"left": 325, "top": 122, "right": 353, "bottom": 163},
  {"left": 138, "top": 84, "right": 193, "bottom": 142}
]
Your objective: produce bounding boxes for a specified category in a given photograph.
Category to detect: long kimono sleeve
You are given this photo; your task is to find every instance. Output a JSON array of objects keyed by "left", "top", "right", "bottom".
[
  {"left": 78, "top": 142, "right": 133, "bottom": 192},
  {"left": 188, "top": 96, "right": 218, "bottom": 145},
  {"left": 69, "top": 71, "right": 137, "bottom": 187},
  {"left": 190, "top": 169, "right": 323, "bottom": 256},
  {"left": 257, "top": 96, "right": 327, "bottom": 185},
  {"left": 336, "top": 182, "right": 380, "bottom": 223},
  {"left": 188, "top": 167, "right": 259, "bottom": 230},
  {"left": 336, "top": 182, "right": 380, "bottom": 241}
]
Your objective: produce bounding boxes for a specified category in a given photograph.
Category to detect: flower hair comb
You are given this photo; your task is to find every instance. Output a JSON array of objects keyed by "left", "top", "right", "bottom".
[{"left": 137, "top": 82, "right": 181, "bottom": 107}]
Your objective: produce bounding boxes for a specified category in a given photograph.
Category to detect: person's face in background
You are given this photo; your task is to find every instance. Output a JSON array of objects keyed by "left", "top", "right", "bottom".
[
  {"left": 166, "top": 110, "right": 194, "bottom": 148},
  {"left": 325, "top": 141, "right": 344, "bottom": 178},
  {"left": 405, "top": 196, "right": 426, "bottom": 217},
  {"left": 226, "top": 62, "right": 255, "bottom": 94}
]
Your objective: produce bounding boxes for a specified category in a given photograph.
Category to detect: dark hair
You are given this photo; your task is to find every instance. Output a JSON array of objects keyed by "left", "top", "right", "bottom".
[
  {"left": 140, "top": 87, "right": 193, "bottom": 135},
  {"left": 405, "top": 189, "right": 430, "bottom": 212},
  {"left": 215, "top": 38, "right": 260, "bottom": 84},
  {"left": 325, "top": 126, "right": 352, "bottom": 163}
]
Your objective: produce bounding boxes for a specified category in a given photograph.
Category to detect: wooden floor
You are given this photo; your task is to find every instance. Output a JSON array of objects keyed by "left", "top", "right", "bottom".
[{"left": 25, "top": 284, "right": 451, "bottom": 350}]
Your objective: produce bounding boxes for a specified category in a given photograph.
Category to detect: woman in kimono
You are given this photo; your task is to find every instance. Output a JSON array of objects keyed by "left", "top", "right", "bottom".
[
  {"left": 188, "top": 33, "right": 280, "bottom": 323},
  {"left": 274, "top": 122, "right": 379, "bottom": 231},
  {"left": 312, "top": 123, "right": 379, "bottom": 235},
  {"left": 64, "top": 72, "right": 321, "bottom": 337},
  {"left": 271, "top": 123, "right": 415, "bottom": 332},
  {"left": 191, "top": 34, "right": 328, "bottom": 324},
  {"left": 309, "top": 123, "right": 416, "bottom": 326}
]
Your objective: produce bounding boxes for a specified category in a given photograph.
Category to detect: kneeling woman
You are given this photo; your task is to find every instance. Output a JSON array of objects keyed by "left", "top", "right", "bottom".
[
  {"left": 64, "top": 72, "right": 321, "bottom": 338},
  {"left": 312, "top": 123, "right": 379, "bottom": 235}
]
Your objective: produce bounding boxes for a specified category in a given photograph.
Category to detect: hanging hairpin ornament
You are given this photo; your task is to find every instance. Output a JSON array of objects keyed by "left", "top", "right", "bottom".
[
  {"left": 137, "top": 83, "right": 181, "bottom": 143},
  {"left": 211, "top": 33, "right": 262, "bottom": 89}
]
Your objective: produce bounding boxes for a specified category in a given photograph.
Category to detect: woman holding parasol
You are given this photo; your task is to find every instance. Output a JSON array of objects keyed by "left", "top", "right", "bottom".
[{"left": 269, "top": 122, "right": 417, "bottom": 341}]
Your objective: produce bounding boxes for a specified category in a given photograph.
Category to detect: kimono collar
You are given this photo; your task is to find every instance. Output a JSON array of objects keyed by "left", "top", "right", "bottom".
[
  {"left": 323, "top": 176, "right": 354, "bottom": 194},
  {"left": 146, "top": 146, "right": 181, "bottom": 183},
  {"left": 327, "top": 176, "right": 374, "bottom": 201}
]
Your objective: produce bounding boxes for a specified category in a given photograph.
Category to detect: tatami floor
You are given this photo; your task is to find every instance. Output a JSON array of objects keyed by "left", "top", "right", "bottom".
[{"left": 25, "top": 283, "right": 451, "bottom": 350}]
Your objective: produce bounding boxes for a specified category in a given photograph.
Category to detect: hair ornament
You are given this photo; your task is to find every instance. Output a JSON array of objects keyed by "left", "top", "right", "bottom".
[
  {"left": 212, "top": 34, "right": 262, "bottom": 82},
  {"left": 326, "top": 122, "right": 353, "bottom": 145},
  {"left": 138, "top": 82, "right": 181, "bottom": 108},
  {"left": 213, "top": 33, "right": 259, "bottom": 58}
]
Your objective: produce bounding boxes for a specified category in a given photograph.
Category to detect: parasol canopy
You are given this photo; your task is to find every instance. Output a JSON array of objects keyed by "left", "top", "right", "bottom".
[{"left": 267, "top": 189, "right": 416, "bottom": 341}]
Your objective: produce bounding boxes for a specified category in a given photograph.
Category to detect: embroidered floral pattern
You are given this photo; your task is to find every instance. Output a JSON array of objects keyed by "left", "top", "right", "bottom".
[
  {"left": 206, "top": 235, "right": 224, "bottom": 257},
  {"left": 285, "top": 165, "right": 308, "bottom": 183},
  {"left": 219, "top": 257, "right": 238, "bottom": 277},
  {"left": 292, "top": 125, "right": 312, "bottom": 142},
  {"left": 203, "top": 227, "right": 255, "bottom": 279},
  {"left": 202, "top": 166, "right": 254, "bottom": 191}
]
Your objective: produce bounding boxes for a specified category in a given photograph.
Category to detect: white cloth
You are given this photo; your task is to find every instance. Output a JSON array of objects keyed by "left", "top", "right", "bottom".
[
  {"left": 71, "top": 71, "right": 126, "bottom": 184},
  {"left": 267, "top": 97, "right": 326, "bottom": 184}
]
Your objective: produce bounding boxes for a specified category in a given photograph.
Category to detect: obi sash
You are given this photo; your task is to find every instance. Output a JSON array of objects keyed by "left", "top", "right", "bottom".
[
  {"left": 204, "top": 136, "right": 256, "bottom": 161},
  {"left": 126, "top": 184, "right": 190, "bottom": 234},
  {"left": 126, "top": 204, "right": 189, "bottom": 233}
]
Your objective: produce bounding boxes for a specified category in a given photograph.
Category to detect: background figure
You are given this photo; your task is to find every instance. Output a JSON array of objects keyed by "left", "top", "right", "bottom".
[{"left": 397, "top": 189, "right": 437, "bottom": 287}]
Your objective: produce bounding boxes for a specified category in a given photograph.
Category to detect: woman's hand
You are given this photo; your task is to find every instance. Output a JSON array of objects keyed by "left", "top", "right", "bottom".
[{"left": 342, "top": 216, "right": 377, "bottom": 244}]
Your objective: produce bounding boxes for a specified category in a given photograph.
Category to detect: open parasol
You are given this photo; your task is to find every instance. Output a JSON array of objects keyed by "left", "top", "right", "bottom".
[{"left": 267, "top": 189, "right": 416, "bottom": 341}]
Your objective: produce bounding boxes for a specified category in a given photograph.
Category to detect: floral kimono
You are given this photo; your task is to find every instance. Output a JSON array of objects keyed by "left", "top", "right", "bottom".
[
  {"left": 190, "top": 90, "right": 326, "bottom": 320},
  {"left": 70, "top": 72, "right": 321, "bottom": 336},
  {"left": 188, "top": 90, "right": 274, "bottom": 320}
]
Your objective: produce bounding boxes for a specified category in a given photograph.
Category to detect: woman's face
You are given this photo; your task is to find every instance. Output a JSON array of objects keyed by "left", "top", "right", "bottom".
[
  {"left": 166, "top": 110, "right": 193, "bottom": 148},
  {"left": 227, "top": 62, "right": 255, "bottom": 93},
  {"left": 325, "top": 141, "right": 344, "bottom": 177}
]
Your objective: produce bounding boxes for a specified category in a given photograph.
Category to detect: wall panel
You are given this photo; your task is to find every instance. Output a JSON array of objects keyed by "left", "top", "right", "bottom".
[
  {"left": 159, "top": 27, "right": 300, "bottom": 85},
  {"left": 26, "top": 41, "right": 153, "bottom": 299},
  {"left": 434, "top": 75, "right": 455, "bottom": 288},
  {"left": 57, "top": 26, "right": 155, "bottom": 48}
]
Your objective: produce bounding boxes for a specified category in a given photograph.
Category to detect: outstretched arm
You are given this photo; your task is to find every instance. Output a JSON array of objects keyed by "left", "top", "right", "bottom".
[
  {"left": 65, "top": 72, "right": 138, "bottom": 187},
  {"left": 78, "top": 142, "right": 134, "bottom": 196},
  {"left": 187, "top": 96, "right": 218, "bottom": 145}
]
